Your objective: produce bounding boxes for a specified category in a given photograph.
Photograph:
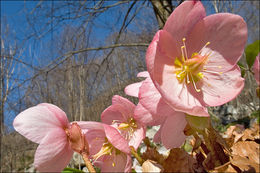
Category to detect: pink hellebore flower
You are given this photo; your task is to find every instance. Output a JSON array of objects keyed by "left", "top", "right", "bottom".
[
  {"left": 101, "top": 95, "right": 145, "bottom": 150},
  {"left": 146, "top": 0, "right": 247, "bottom": 116},
  {"left": 125, "top": 72, "right": 188, "bottom": 149},
  {"left": 253, "top": 53, "right": 260, "bottom": 85},
  {"left": 78, "top": 121, "right": 132, "bottom": 172},
  {"left": 13, "top": 103, "right": 88, "bottom": 172}
]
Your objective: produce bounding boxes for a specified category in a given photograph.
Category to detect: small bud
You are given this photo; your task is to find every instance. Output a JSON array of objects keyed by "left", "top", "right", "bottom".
[{"left": 67, "top": 123, "right": 89, "bottom": 154}]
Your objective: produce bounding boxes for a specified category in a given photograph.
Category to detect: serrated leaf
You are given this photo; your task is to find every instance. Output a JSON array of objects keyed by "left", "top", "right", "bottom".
[
  {"left": 245, "top": 40, "right": 260, "bottom": 68},
  {"left": 62, "top": 167, "right": 84, "bottom": 173}
]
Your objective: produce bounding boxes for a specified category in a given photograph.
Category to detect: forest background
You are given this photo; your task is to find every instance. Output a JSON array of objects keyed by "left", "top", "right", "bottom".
[{"left": 0, "top": 0, "right": 259, "bottom": 172}]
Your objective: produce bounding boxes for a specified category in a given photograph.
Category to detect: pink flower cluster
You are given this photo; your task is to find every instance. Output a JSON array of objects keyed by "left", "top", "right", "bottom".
[{"left": 13, "top": 1, "right": 247, "bottom": 172}]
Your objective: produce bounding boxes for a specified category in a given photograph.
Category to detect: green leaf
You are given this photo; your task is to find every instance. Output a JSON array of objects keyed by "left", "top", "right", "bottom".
[
  {"left": 62, "top": 167, "right": 84, "bottom": 173},
  {"left": 185, "top": 114, "right": 210, "bottom": 132},
  {"left": 237, "top": 61, "right": 246, "bottom": 77},
  {"left": 245, "top": 40, "right": 260, "bottom": 68}
]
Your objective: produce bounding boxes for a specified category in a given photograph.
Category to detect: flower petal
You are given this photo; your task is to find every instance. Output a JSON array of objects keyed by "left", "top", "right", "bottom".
[
  {"left": 101, "top": 104, "right": 127, "bottom": 124},
  {"left": 200, "top": 65, "right": 244, "bottom": 106},
  {"left": 13, "top": 103, "right": 69, "bottom": 143},
  {"left": 101, "top": 153, "right": 130, "bottom": 172},
  {"left": 187, "top": 13, "right": 247, "bottom": 70},
  {"left": 128, "top": 126, "right": 145, "bottom": 150},
  {"left": 34, "top": 128, "right": 73, "bottom": 172},
  {"left": 139, "top": 77, "right": 175, "bottom": 117},
  {"left": 112, "top": 95, "right": 135, "bottom": 114},
  {"left": 103, "top": 124, "right": 131, "bottom": 154},
  {"left": 161, "top": 112, "right": 187, "bottom": 149},
  {"left": 124, "top": 82, "right": 143, "bottom": 97},
  {"left": 134, "top": 103, "right": 164, "bottom": 126},
  {"left": 137, "top": 71, "right": 149, "bottom": 78},
  {"left": 77, "top": 121, "right": 106, "bottom": 156},
  {"left": 164, "top": 0, "right": 206, "bottom": 45}
]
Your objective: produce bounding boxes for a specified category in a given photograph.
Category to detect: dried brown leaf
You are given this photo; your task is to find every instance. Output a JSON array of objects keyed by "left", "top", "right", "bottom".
[
  {"left": 142, "top": 147, "right": 165, "bottom": 165},
  {"left": 163, "top": 148, "right": 196, "bottom": 172},
  {"left": 210, "top": 161, "right": 237, "bottom": 173},
  {"left": 230, "top": 155, "right": 260, "bottom": 172},
  {"left": 231, "top": 141, "right": 259, "bottom": 164},
  {"left": 142, "top": 160, "right": 163, "bottom": 172}
]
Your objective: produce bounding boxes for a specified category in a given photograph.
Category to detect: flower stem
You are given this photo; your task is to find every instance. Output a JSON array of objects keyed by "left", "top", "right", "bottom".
[
  {"left": 130, "top": 146, "right": 143, "bottom": 165},
  {"left": 81, "top": 152, "right": 96, "bottom": 173}
]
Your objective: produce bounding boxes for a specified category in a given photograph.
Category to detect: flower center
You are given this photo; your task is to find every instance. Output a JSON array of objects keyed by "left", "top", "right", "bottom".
[
  {"left": 92, "top": 140, "right": 121, "bottom": 167},
  {"left": 174, "top": 38, "right": 221, "bottom": 92},
  {"left": 117, "top": 118, "right": 138, "bottom": 139},
  {"left": 93, "top": 141, "right": 114, "bottom": 160}
]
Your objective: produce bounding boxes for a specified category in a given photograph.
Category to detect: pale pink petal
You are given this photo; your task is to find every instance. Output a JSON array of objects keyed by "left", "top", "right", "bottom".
[
  {"left": 101, "top": 153, "right": 129, "bottom": 172},
  {"left": 124, "top": 82, "right": 143, "bottom": 97},
  {"left": 128, "top": 126, "right": 145, "bottom": 150},
  {"left": 103, "top": 124, "right": 131, "bottom": 154},
  {"left": 146, "top": 31, "right": 161, "bottom": 79},
  {"left": 34, "top": 128, "right": 73, "bottom": 172},
  {"left": 124, "top": 71, "right": 149, "bottom": 97},
  {"left": 124, "top": 155, "right": 133, "bottom": 173},
  {"left": 161, "top": 112, "right": 187, "bottom": 149},
  {"left": 39, "top": 103, "right": 69, "bottom": 127},
  {"left": 13, "top": 104, "right": 69, "bottom": 144},
  {"left": 200, "top": 66, "right": 244, "bottom": 106},
  {"left": 77, "top": 121, "right": 106, "bottom": 156},
  {"left": 112, "top": 95, "right": 135, "bottom": 114},
  {"left": 85, "top": 129, "right": 106, "bottom": 156},
  {"left": 253, "top": 54, "right": 260, "bottom": 85},
  {"left": 101, "top": 104, "right": 127, "bottom": 124},
  {"left": 164, "top": 0, "right": 206, "bottom": 46},
  {"left": 137, "top": 71, "right": 149, "bottom": 78},
  {"left": 139, "top": 77, "right": 175, "bottom": 117},
  {"left": 134, "top": 103, "right": 164, "bottom": 126},
  {"left": 187, "top": 13, "right": 247, "bottom": 70}
]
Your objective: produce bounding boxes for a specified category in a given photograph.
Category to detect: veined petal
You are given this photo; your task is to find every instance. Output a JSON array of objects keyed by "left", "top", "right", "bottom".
[
  {"left": 200, "top": 65, "right": 244, "bottom": 106},
  {"left": 164, "top": 0, "right": 206, "bottom": 45},
  {"left": 13, "top": 103, "right": 69, "bottom": 144},
  {"left": 128, "top": 126, "right": 145, "bottom": 150},
  {"left": 137, "top": 71, "right": 149, "bottom": 78},
  {"left": 139, "top": 77, "right": 172, "bottom": 116},
  {"left": 187, "top": 13, "right": 247, "bottom": 70},
  {"left": 161, "top": 112, "right": 187, "bottom": 149},
  {"left": 101, "top": 153, "right": 130, "bottom": 172},
  {"left": 77, "top": 121, "right": 106, "bottom": 156},
  {"left": 112, "top": 95, "right": 135, "bottom": 115},
  {"left": 124, "top": 82, "right": 143, "bottom": 97},
  {"left": 134, "top": 103, "right": 164, "bottom": 126},
  {"left": 103, "top": 124, "right": 131, "bottom": 154},
  {"left": 101, "top": 104, "right": 127, "bottom": 125},
  {"left": 34, "top": 128, "right": 73, "bottom": 172}
]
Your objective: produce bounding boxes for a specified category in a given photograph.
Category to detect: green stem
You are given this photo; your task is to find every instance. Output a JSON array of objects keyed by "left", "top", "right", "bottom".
[{"left": 130, "top": 146, "right": 143, "bottom": 165}]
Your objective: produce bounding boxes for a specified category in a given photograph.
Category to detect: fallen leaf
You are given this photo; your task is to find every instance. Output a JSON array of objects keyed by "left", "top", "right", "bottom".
[
  {"left": 210, "top": 161, "right": 237, "bottom": 173},
  {"left": 230, "top": 155, "right": 259, "bottom": 172},
  {"left": 142, "top": 160, "right": 163, "bottom": 172},
  {"left": 163, "top": 148, "right": 196, "bottom": 172},
  {"left": 231, "top": 141, "right": 259, "bottom": 164}
]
